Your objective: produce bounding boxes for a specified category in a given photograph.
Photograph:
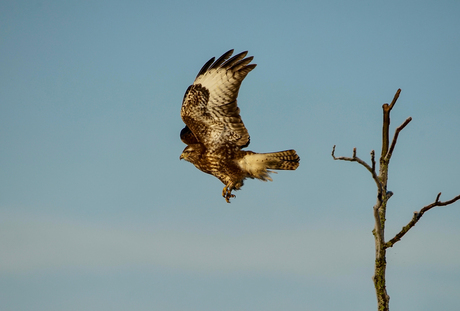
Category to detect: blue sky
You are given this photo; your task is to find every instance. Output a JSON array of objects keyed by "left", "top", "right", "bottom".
[{"left": 1, "top": 0, "right": 460, "bottom": 310}]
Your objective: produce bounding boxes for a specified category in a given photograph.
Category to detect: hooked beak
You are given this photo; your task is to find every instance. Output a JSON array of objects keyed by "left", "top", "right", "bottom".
[{"left": 179, "top": 154, "right": 184, "bottom": 160}]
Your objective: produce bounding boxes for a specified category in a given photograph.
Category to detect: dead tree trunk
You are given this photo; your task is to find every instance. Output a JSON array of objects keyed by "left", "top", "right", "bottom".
[{"left": 331, "top": 89, "right": 460, "bottom": 311}]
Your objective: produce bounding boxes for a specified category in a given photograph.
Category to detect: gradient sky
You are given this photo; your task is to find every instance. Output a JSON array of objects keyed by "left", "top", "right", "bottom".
[{"left": 1, "top": 1, "right": 460, "bottom": 310}]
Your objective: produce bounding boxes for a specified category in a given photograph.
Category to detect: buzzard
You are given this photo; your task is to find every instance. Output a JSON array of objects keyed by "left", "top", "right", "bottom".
[{"left": 179, "top": 50, "right": 300, "bottom": 203}]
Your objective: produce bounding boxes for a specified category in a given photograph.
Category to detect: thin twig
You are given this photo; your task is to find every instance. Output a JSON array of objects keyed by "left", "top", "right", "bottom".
[
  {"left": 371, "top": 150, "right": 376, "bottom": 172},
  {"left": 332, "top": 146, "right": 383, "bottom": 194},
  {"left": 388, "top": 88, "right": 401, "bottom": 110},
  {"left": 385, "top": 193, "right": 460, "bottom": 249},
  {"left": 385, "top": 117, "right": 412, "bottom": 161}
]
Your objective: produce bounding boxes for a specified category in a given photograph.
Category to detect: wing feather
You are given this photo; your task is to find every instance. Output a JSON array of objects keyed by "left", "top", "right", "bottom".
[
  {"left": 181, "top": 50, "right": 256, "bottom": 149},
  {"left": 195, "top": 57, "right": 215, "bottom": 79},
  {"left": 209, "top": 49, "right": 234, "bottom": 70},
  {"left": 220, "top": 51, "right": 248, "bottom": 68},
  {"left": 230, "top": 56, "right": 254, "bottom": 72}
]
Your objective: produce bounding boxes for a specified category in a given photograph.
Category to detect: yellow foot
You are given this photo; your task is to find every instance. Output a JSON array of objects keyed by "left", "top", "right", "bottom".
[
  {"left": 224, "top": 193, "right": 236, "bottom": 203},
  {"left": 222, "top": 184, "right": 236, "bottom": 203}
]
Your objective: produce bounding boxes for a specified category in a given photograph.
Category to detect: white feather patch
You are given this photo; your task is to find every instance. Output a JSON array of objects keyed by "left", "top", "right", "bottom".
[{"left": 237, "top": 153, "right": 276, "bottom": 181}]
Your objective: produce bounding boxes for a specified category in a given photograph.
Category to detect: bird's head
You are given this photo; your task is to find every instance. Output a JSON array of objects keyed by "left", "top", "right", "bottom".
[{"left": 179, "top": 145, "right": 197, "bottom": 162}]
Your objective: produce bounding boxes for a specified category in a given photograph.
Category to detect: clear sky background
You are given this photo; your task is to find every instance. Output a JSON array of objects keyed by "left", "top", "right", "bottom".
[{"left": 1, "top": 1, "right": 460, "bottom": 310}]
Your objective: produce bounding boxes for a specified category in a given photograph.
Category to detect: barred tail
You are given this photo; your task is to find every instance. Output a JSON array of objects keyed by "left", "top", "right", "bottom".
[
  {"left": 262, "top": 149, "right": 300, "bottom": 170},
  {"left": 238, "top": 149, "right": 300, "bottom": 181}
]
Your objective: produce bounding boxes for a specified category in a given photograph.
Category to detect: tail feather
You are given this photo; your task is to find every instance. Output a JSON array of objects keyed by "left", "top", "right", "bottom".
[
  {"left": 238, "top": 149, "right": 300, "bottom": 181},
  {"left": 262, "top": 150, "right": 300, "bottom": 170}
]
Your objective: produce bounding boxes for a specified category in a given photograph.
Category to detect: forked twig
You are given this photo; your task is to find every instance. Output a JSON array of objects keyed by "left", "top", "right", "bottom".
[
  {"left": 332, "top": 145, "right": 383, "bottom": 193},
  {"left": 385, "top": 193, "right": 460, "bottom": 248}
]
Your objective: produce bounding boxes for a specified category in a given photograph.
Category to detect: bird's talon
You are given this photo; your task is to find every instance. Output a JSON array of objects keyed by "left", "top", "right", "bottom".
[
  {"left": 225, "top": 193, "right": 236, "bottom": 203},
  {"left": 222, "top": 185, "right": 235, "bottom": 203}
]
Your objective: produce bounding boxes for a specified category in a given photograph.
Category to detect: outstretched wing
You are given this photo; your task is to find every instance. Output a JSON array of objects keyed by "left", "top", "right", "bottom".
[{"left": 180, "top": 50, "right": 256, "bottom": 149}]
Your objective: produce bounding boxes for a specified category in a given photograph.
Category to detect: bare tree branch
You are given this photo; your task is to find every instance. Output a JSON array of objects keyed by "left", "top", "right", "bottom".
[
  {"left": 332, "top": 145, "right": 383, "bottom": 193},
  {"left": 388, "top": 88, "right": 401, "bottom": 110},
  {"left": 381, "top": 104, "right": 391, "bottom": 158},
  {"left": 385, "top": 193, "right": 460, "bottom": 249},
  {"left": 381, "top": 89, "right": 401, "bottom": 158},
  {"left": 385, "top": 117, "right": 412, "bottom": 161},
  {"left": 371, "top": 150, "right": 376, "bottom": 173}
]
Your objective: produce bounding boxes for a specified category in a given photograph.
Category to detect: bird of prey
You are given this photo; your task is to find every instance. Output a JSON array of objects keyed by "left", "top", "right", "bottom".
[{"left": 179, "top": 49, "right": 299, "bottom": 203}]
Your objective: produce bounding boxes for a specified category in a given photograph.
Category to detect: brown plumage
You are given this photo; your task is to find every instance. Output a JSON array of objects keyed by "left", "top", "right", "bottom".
[{"left": 180, "top": 50, "right": 300, "bottom": 203}]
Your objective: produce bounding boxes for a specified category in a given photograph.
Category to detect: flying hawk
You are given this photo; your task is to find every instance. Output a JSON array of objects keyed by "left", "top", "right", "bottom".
[{"left": 179, "top": 50, "right": 300, "bottom": 203}]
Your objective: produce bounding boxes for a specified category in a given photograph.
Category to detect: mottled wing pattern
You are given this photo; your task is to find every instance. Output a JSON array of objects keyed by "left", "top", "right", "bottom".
[{"left": 181, "top": 50, "right": 256, "bottom": 150}]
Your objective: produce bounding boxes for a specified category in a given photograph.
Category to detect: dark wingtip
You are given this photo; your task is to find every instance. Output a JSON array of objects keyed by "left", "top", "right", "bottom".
[
  {"left": 196, "top": 49, "right": 236, "bottom": 78},
  {"left": 196, "top": 56, "right": 215, "bottom": 78},
  {"left": 195, "top": 49, "right": 258, "bottom": 80}
]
